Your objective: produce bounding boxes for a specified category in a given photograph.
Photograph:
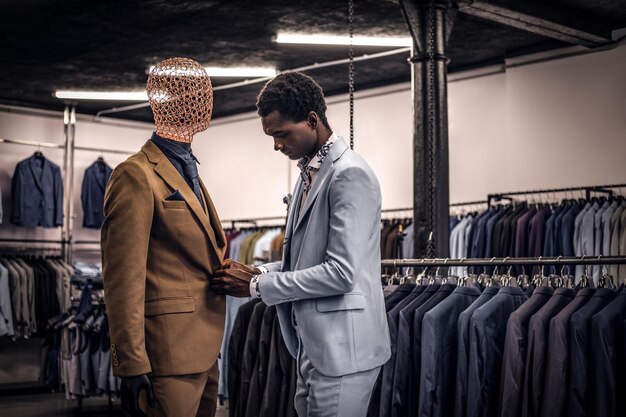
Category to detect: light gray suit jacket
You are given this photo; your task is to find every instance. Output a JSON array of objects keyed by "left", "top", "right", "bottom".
[{"left": 260, "top": 137, "right": 391, "bottom": 377}]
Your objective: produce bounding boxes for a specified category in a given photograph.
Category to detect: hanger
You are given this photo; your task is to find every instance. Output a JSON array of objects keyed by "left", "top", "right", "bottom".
[{"left": 33, "top": 143, "right": 44, "bottom": 159}]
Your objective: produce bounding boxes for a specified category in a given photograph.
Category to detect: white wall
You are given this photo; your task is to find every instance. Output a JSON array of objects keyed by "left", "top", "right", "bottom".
[{"left": 1, "top": 42, "right": 626, "bottom": 250}]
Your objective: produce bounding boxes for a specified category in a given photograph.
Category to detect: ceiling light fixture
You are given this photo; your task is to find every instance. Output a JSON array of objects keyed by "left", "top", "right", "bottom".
[
  {"left": 54, "top": 91, "right": 149, "bottom": 101},
  {"left": 275, "top": 33, "right": 413, "bottom": 47},
  {"left": 147, "top": 66, "right": 278, "bottom": 77}
]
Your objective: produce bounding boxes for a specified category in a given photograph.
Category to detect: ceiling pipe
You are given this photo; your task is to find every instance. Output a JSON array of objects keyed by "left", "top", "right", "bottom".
[{"left": 94, "top": 47, "right": 411, "bottom": 118}]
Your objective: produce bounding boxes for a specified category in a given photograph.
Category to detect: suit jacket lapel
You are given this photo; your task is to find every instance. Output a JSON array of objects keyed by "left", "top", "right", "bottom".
[
  {"left": 285, "top": 178, "right": 304, "bottom": 242},
  {"left": 294, "top": 137, "right": 350, "bottom": 232},
  {"left": 142, "top": 140, "right": 223, "bottom": 258},
  {"left": 95, "top": 163, "right": 108, "bottom": 193},
  {"left": 199, "top": 179, "right": 226, "bottom": 260},
  {"left": 29, "top": 156, "right": 45, "bottom": 193}
]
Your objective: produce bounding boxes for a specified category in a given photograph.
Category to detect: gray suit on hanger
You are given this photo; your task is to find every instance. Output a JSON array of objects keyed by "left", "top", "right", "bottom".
[{"left": 259, "top": 137, "right": 390, "bottom": 416}]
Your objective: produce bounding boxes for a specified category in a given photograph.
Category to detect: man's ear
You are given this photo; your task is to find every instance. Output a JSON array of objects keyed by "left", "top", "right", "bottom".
[{"left": 307, "top": 112, "right": 318, "bottom": 129}]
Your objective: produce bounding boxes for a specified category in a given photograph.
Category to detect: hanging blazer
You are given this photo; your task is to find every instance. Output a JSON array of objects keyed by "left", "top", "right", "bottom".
[
  {"left": 81, "top": 161, "right": 113, "bottom": 229},
  {"left": 101, "top": 140, "right": 227, "bottom": 377},
  {"left": 11, "top": 155, "right": 64, "bottom": 228},
  {"left": 259, "top": 137, "right": 391, "bottom": 377}
]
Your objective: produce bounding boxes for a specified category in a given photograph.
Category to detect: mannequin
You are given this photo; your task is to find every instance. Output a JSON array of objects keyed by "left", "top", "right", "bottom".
[{"left": 101, "top": 57, "right": 226, "bottom": 417}]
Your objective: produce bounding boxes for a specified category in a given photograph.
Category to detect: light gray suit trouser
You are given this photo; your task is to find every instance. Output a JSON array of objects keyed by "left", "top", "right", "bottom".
[{"left": 293, "top": 314, "right": 381, "bottom": 417}]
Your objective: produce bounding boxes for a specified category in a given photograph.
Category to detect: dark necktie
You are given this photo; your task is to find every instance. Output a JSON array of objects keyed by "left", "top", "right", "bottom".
[{"left": 183, "top": 160, "right": 204, "bottom": 210}]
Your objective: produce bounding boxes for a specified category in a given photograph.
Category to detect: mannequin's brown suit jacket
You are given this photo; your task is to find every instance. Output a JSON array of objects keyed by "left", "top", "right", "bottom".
[{"left": 101, "top": 139, "right": 226, "bottom": 378}]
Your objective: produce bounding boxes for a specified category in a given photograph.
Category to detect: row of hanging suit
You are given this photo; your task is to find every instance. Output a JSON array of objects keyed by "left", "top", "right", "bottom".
[
  {"left": 43, "top": 273, "right": 121, "bottom": 399},
  {"left": 0, "top": 255, "right": 73, "bottom": 339},
  {"left": 217, "top": 227, "right": 288, "bottom": 412},
  {"left": 6, "top": 152, "right": 112, "bottom": 228},
  {"left": 369, "top": 272, "right": 626, "bottom": 417},
  {"left": 449, "top": 196, "right": 626, "bottom": 280}
]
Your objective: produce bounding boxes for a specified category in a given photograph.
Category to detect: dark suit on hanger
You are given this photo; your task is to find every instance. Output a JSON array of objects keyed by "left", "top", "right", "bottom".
[
  {"left": 521, "top": 287, "right": 575, "bottom": 417},
  {"left": 407, "top": 284, "right": 457, "bottom": 416},
  {"left": 236, "top": 301, "right": 267, "bottom": 417},
  {"left": 499, "top": 286, "right": 554, "bottom": 417},
  {"left": 81, "top": 161, "right": 113, "bottom": 228},
  {"left": 367, "top": 283, "right": 416, "bottom": 417},
  {"left": 419, "top": 286, "right": 480, "bottom": 417},
  {"left": 541, "top": 288, "right": 595, "bottom": 417},
  {"left": 466, "top": 286, "right": 528, "bottom": 417},
  {"left": 378, "top": 284, "right": 427, "bottom": 417},
  {"left": 228, "top": 299, "right": 262, "bottom": 417},
  {"left": 245, "top": 306, "right": 277, "bottom": 417},
  {"left": 384, "top": 283, "right": 415, "bottom": 311},
  {"left": 390, "top": 284, "right": 442, "bottom": 417},
  {"left": 590, "top": 288, "right": 626, "bottom": 417},
  {"left": 561, "top": 204, "right": 581, "bottom": 256},
  {"left": 568, "top": 288, "right": 617, "bottom": 417},
  {"left": 455, "top": 286, "right": 501, "bottom": 417},
  {"left": 11, "top": 155, "right": 64, "bottom": 228}
]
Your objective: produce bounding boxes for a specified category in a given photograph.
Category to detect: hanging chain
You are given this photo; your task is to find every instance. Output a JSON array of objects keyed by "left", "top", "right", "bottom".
[
  {"left": 348, "top": 0, "right": 355, "bottom": 150},
  {"left": 426, "top": 0, "right": 437, "bottom": 258}
]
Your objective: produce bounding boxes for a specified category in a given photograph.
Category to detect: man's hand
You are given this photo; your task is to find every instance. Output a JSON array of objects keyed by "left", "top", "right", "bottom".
[
  {"left": 120, "top": 374, "right": 155, "bottom": 417},
  {"left": 211, "top": 259, "right": 261, "bottom": 298}
]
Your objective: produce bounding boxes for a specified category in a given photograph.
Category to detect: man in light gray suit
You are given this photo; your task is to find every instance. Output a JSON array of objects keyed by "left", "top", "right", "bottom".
[{"left": 211, "top": 72, "right": 391, "bottom": 417}]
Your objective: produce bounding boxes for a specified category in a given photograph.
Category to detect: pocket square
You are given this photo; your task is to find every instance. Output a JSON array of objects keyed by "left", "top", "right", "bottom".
[{"left": 164, "top": 190, "right": 185, "bottom": 201}]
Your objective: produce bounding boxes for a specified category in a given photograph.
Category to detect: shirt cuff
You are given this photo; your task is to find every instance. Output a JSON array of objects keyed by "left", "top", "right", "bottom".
[
  {"left": 257, "top": 265, "right": 269, "bottom": 274},
  {"left": 249, "top": 274, "right": 261, "bottom": 298}
]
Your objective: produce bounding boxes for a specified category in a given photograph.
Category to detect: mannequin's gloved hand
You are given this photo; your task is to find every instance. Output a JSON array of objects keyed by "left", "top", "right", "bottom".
[
  {"left": 211, "top": 259, "right": 261, "bottom": 298},
  {"left": 121, "top": 374, "right": 155, "bottom": 417}
]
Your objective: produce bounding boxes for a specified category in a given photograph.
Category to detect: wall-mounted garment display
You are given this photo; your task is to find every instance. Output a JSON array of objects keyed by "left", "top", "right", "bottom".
[
  {"left": 451, "top": 197, "right": 626, "bottom": 281},
  {"left": 371, "top": 267, "right": 626, "bottom": 417},
  {"left": 0, "top": 255, "right": 72, "bottom": 339},
  {"left": 44, "top": 278, "right": 121, "bottom": 400},
  {"left": 10, "top": 153, "right": 64, "bottom": 228},
  {"left": 81, "top": 159, "right": 112, "bottom": 229}
]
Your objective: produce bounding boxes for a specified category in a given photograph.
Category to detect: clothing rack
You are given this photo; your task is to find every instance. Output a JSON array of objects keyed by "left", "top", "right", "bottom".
[
  {"left": 221, "top": 215, "right": 287, "bottom": 229},
  {"left": 488, "top": 183, "right": 626, "bottom": 206},
  {"left": 0, "top": 110, "right": 132, "bottom": 264},
  {"left": 382, "top": 200, "right": 488, "bottom": 214},
  {"left": 0, "top": 137, "right": 65, "bottom": 149},
  {"left": 381, "top": 255, "right": 626, "bottom": 268}
]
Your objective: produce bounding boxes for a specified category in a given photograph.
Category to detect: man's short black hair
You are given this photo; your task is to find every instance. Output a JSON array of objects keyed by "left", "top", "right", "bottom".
[{"left": 256, "top": 72, "right": 330, "bottom": 129}]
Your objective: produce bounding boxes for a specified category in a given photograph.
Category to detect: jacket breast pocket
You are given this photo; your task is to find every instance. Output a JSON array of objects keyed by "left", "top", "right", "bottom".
[
  {"left": 316, "top": 293, "right": 366, "bottom": 313},
  {"left": 162, "top": 200, "right": 188, "bottom": 210},
  {"left": 145, "top": 296, "right": 195, "bottom": 316}
]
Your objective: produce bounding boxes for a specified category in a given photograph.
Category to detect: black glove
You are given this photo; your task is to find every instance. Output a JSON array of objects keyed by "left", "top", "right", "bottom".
[{"left": 121, "top": 374, "right": 155, "bottom": 417}]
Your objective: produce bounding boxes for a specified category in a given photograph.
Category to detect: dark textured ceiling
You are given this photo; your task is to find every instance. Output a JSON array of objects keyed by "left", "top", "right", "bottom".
[{"left": 0, "top": 0, "right": 624, "bottom": 122}]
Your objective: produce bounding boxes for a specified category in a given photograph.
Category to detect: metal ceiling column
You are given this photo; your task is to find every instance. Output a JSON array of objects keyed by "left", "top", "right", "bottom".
[
  {"left": 62, "top": 105, "right": 76, "bottom": 263},
  {"left": 398, "top": 0, "right": 457, "bottom": 258}
]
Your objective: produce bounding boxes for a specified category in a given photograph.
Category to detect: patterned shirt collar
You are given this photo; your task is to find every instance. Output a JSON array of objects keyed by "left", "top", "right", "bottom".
[{"left": 297, "top": 132, "right": 338, "bottom": 192}]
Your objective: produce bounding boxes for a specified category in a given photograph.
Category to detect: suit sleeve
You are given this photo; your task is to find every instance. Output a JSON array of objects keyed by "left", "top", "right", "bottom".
[
  {"left": 258, "top": 166, "right": 379, "bottom": 305},
  {"left": 81, "top": 168, "right": 90, "bottom": 227},
  {"left": 260, "top": 261, "right": 282, "bottom": 273},
  {"left": 101, "top": 160, "right": 153, "bottom": 377},
  {"left": 54, "top": 166, "right": 64, "bottom": 227},
  {"left": 10, "top": 165, "right": 24, "bottom": 226}
]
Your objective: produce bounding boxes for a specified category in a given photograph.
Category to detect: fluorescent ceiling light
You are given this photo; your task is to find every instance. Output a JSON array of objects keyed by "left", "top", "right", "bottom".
[
  {"left": 204, "top": 66, "right": 277, "bottom": 77},
  {"left": 55, "top": 91, "right": 148, "bottom": 101},
  {"left": 147, "top": 66, "right": 277, "bottom": 77},
  {"left": 275, "top": 33, "right": 413, "bottom": 47}
]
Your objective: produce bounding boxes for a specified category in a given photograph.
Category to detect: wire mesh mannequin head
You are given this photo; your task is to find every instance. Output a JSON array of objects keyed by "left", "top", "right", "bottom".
[{"left": 147, "top": 57, "right": 213, "bottom": 143}]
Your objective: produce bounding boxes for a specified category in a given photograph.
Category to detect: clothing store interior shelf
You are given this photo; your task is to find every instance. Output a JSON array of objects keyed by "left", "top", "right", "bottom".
[{"left": 381, "top": 256, "right": 626, "bottom": 267}]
